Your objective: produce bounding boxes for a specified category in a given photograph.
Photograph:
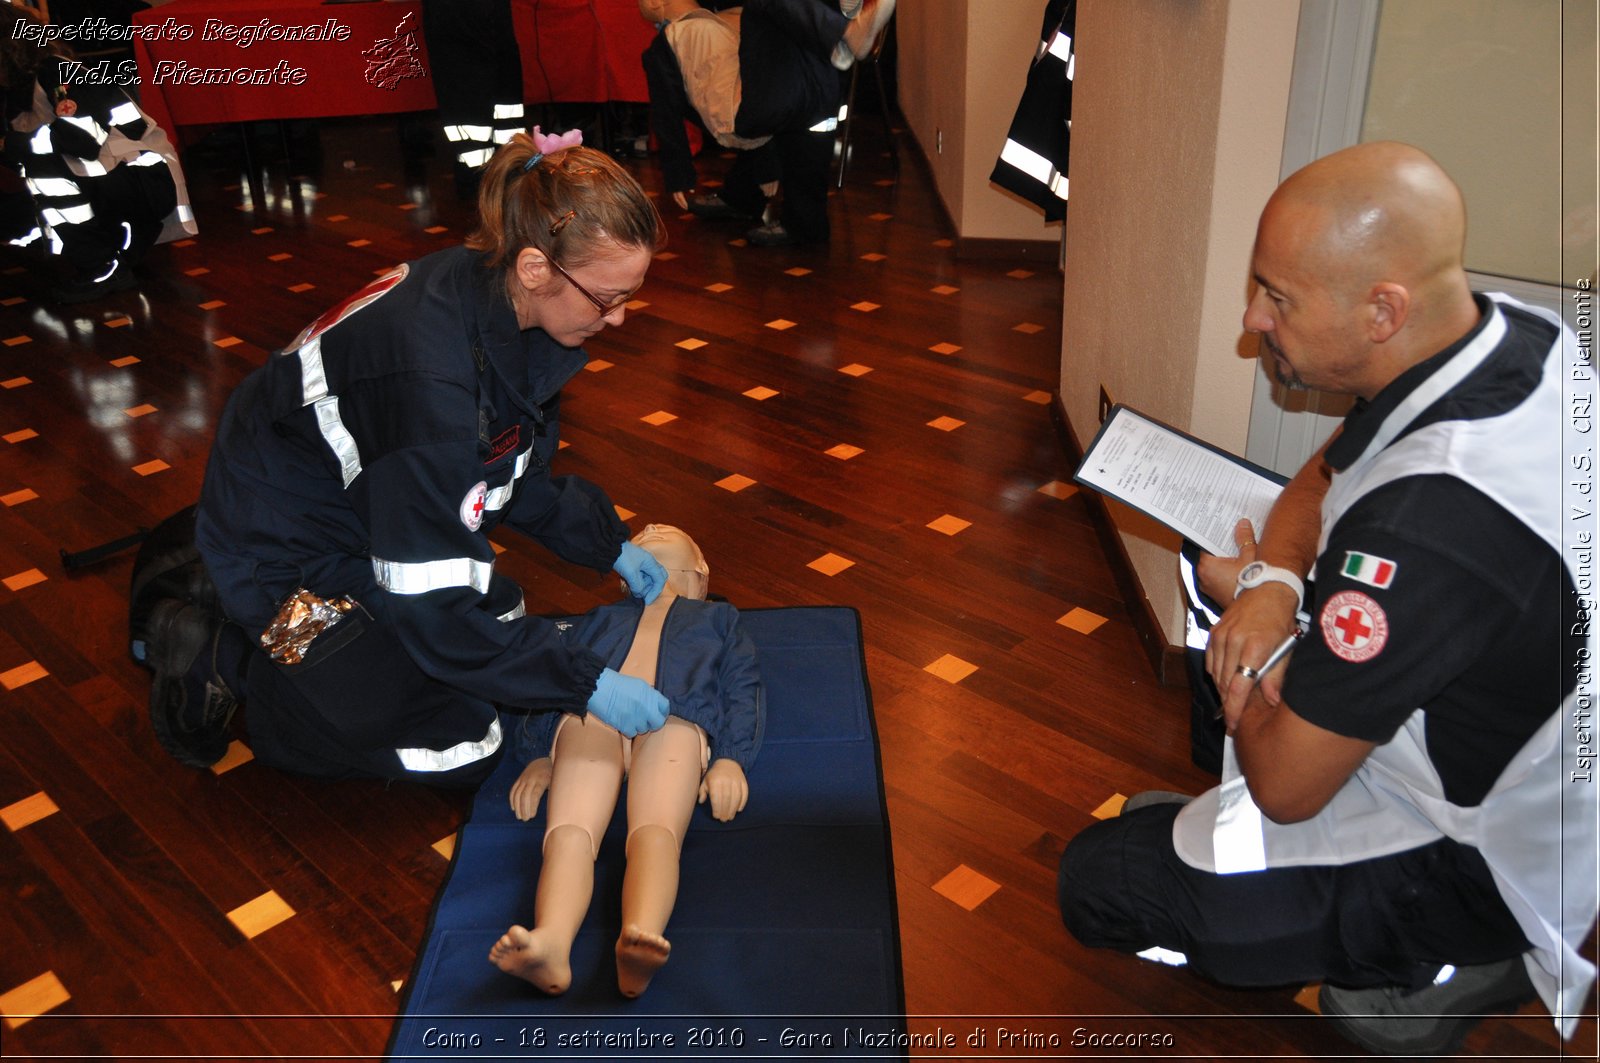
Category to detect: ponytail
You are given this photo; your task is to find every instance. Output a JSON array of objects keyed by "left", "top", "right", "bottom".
[{"left": 467, "top": 134, "right": 665, "bottom": 272}]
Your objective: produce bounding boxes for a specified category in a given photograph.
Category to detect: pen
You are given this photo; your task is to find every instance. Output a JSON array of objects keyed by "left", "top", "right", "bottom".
[{"left": 1214, "top": 626, "right": 1304, "bottom": 719}]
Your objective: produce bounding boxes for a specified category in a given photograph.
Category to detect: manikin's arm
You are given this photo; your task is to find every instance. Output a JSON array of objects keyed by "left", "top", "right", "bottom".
[
  {"left": 509, "top": 756, "right": 553, "bottom": 821},
  {"left": 698, "top": 757, "right": 748, "bottom": 821},
  {"left": 1201, "top": 430, "right": 1335, "bottom": 724}
]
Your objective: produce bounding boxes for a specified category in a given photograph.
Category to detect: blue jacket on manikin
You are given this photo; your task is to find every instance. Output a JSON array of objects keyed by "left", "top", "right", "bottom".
[{"left": 516, "top": 597, "right": 764, "bottom": 772}]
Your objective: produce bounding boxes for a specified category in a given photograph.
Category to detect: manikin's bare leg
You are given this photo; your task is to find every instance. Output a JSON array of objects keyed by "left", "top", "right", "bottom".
[
  {"left": 615, "top": 716, "right": 705, "bottom": 997},
  {"left": 490, "top": 715, "right": 623, "bottom": 994}
]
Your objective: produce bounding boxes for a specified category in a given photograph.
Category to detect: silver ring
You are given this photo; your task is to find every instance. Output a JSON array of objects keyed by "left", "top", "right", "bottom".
[{"left": 1236, "top": 664, "right": 1261, "bottom": 680}]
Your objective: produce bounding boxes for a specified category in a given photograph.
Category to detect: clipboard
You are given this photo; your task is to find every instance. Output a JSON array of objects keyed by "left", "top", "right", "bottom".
[{"left": 1074, "top": 405, "right": 1288, "bottom": 556}]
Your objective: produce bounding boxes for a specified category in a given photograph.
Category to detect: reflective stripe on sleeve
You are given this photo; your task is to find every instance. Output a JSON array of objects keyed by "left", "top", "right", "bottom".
[
  {"left": 27, "top": 176, "right": 80, "bottom": 197},
  {"left": 492, "top": 128, "right": 516, "bottom": 144},
  {"left": 126, "top": 151, "right": 165, "bottom": 167},
  {"left": 998, "top": 139, "right": 1069, "bottom": 202},
  {"left": 43, "top": 203, "right": 95, "bottom": 226},
  {"left": 397, "top": 716, "right": 502, "bottom": 773},
  {"left": 59, "top": 114, "right": 108, "bottom": 144},
  {"left": 457, "top": 147, "right": 494, "bottom": 168},
  {"left": 493, "top": 103, "right": 524, "bottom": 120},
  {"left": 1135, "top": 946, "right": 1189, "bottom": 967},
  {"left": 296, "top": 337, "right": 364, "bottom": 486},
  {"left": 482, "top": 447, "right": 533, "bottom": 512},
  {"left": 1047, "top": 31, "right": 1073, "bottom": 65},
  {"left": 29, "top": 126, "right": 52, "bottom": 154},
  {"left": 497, "top": 595, "right": 527, "bottom": 622},
  {"left": 8, "top": 227, "right": 41, "bottom": 247},
  {"left": 108, "top": 101, "right": 141, "bottom": 126},
  {"left": 78, "top": 159, "right": 108, "bottom": 177},
  {"left": 372, "top": 555, "right": 495, "bottom": 595}
]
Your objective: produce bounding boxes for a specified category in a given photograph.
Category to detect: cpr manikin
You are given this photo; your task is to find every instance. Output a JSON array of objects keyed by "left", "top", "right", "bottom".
[{"left": 489, "top": 524, "right": 763, "bottom": 997}]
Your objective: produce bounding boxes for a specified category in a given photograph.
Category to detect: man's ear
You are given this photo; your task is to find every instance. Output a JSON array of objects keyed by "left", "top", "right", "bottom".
[{"left": 1368, "top": 282, "right": 1410, "bottom": 343}]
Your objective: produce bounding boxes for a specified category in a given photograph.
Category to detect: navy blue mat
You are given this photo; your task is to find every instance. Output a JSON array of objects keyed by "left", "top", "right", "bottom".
[{"left": 388, "top": 607, "right": 906, "bottom": 1060}]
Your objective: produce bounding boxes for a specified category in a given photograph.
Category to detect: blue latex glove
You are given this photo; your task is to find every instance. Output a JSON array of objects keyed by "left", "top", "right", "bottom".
[
  {"left": 586, "top": 668, "right": 669, "bottom": 736},
  {"left": 613, "top": 540, "right": 668, "bottom": 604}
]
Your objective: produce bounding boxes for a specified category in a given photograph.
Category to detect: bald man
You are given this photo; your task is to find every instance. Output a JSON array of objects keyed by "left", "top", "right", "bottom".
[{"left": 1059, "top": 142, "right": 1595, "bottom": 1056}]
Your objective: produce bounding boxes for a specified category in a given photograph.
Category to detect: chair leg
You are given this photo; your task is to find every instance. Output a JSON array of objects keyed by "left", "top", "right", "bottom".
[{"left": 835, "top": 63, "right": 860, "bottom": 189}]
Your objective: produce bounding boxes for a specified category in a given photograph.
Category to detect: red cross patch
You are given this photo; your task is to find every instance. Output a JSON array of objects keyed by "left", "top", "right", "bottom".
[
  {"left": 1319, "top": 590, "right": 1388, "bottom": 663},
  {"left": 460, "top": 481, "right": 488, "bottom": 531}
]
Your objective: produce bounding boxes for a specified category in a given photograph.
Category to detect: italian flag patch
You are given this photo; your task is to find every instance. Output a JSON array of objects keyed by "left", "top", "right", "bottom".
[{"left": 1341, "top": 551, "right": 1396, "bottom": 589}]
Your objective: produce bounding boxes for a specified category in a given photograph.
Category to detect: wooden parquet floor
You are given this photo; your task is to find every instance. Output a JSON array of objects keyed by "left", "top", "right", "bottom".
[{"left": 0, "top": 114, "right": 1583, "bottom": 1060}]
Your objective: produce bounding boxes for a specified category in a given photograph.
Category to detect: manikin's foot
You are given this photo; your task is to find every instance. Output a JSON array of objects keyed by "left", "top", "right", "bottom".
[
  {"left": 489, "top": 925, "right": 572, "bottom": 995},
  {"left": 615, "top": 924, "right": 671, "bottom": 998}
]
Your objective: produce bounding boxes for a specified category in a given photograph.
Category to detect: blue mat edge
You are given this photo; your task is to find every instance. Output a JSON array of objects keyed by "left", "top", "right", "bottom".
[{"left": 383, "top": 605, "right": 906, "bottom": 1052}]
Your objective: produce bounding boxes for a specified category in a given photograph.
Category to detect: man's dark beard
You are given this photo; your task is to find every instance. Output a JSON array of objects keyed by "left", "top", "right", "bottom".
[{"left": 1262, "top": 334, "right": 1307, "bottom": 390}]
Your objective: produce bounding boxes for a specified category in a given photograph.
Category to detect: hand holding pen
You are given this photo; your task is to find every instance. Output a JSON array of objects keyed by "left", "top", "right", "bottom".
[{"left": 1215, "top": 624, "right": 1304, "bottom": 722}]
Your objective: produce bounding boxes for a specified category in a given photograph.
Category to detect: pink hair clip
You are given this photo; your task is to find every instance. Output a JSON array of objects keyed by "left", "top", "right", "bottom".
[{"left": 523, "top": 126, "right": 584, "bottom": 172}]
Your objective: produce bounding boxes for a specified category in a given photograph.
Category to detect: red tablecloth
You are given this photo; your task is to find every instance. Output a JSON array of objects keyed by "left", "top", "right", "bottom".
[{"left": 131, "top": 0, "right": 656, "bottom": 141}]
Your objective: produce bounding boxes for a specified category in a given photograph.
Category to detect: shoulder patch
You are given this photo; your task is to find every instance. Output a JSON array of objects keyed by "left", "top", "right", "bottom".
[
  {"left": 1340, "top": 550, "right": 1397, "bottom": 589},
  {"left": 1319, "top": 590, "right": 1388, "bottom": 663},
  {"left": 460, "top": 481, "right": 488, "bottom": 531},
  {"left": 287, "top": 263, "right": 409, "bottom": 352}
]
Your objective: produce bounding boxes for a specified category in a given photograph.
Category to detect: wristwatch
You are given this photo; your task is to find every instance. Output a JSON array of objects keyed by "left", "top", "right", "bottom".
[{"left": 1235, "top": 561, "right": 1305, "bottom": 610}]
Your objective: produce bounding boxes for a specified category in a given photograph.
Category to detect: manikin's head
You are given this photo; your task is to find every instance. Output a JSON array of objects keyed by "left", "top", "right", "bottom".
[{"left": 631, "top": 524, "right": 710, "bottom": 600}]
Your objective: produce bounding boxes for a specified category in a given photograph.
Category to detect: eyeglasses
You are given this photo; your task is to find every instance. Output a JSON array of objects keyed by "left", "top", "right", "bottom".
[{"left": 548, "top": 256, "right": 636, "bottom": 318}]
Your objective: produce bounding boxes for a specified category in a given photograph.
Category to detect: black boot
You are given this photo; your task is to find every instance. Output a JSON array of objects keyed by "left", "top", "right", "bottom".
[{"left": 146, "top": 600, "right": 241, "bottom": 768}]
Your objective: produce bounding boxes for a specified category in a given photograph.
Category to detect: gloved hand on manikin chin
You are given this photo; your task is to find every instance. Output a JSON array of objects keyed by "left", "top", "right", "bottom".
[
  {"left": 586, "top": 667, "right": 669, "bottom": 736},
  {"left": 613, "top": 540, "right": 668, "bottom": 603}
]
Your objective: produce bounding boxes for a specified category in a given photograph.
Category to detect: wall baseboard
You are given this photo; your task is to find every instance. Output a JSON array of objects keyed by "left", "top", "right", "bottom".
[
  {"left": 1050, "top": 394, "right": 1189, "bottom": 687},
  {"left": 898, "top": 125, "right": 1065, "bottom": 265}
]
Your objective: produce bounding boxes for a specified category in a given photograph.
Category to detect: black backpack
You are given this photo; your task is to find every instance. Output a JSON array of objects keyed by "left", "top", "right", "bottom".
[{"left": 127, "top": 505, "right": 221, "bottom": 667}]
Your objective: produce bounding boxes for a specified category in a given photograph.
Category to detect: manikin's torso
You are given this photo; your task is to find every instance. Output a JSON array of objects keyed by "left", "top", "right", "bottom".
[{"left": 617, "top": 591, "right": 674, "bottom": 688}]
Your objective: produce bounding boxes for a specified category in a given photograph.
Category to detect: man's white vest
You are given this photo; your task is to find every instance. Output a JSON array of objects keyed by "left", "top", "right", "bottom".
[{"left": 1174, "top": 294, "right": 1597, "bottom": 1036}]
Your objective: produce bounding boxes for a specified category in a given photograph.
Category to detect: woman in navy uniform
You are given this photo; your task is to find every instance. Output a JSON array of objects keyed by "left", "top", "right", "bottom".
[{"left": 156, "top": 129, "right": 672, "bottom": 787}]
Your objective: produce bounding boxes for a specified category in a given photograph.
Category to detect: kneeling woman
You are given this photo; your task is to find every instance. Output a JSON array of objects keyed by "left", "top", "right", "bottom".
[{"left": 168, "top": 130, "right": 673, "bottom": 786}]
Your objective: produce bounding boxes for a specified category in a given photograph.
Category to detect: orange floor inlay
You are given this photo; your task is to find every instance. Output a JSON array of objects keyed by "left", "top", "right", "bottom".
[
  {"left": 1007, "top": 269, "right": 1035, "bottom": 279},
  {"left": 932, "top": 864, "right": 1000, "bottom": 910},
  {"left": 654, "top": 251, "right": 679, "bottom": 261},
  {"left": 743, "top": 386, "right": 779, "bottom": 400},
  {"left": 211, "top": 741, "right": 254, "bottom": 776},
  {"left": 764, "top": 319, "right": 796, "bottom": 330},
  {"left": 1014, "top": 321, "right": 1045, "bottom": 334},
  {"left": 0, "top": 296, "right": 24, "bottom": 306},
  {"left": 928, "top": 342, "right": 962, "bottom": 355},
  {"left": 675, "top": 337, "right": 707, "bottom": 350},
  {"left": 0, "top": 970, "right": 70, "bottom": 1030},
  {"left": 859, "top": 252, "right": 887, "bottom": 262},
  {"left": 850, "top": 301, "right": 879, "bottom": 312},
  {"left": 614, "top": 505, "right": 635, "bottom": 522},
  {"left": 930, "top": 285, "right": 959, "bottom": 296},
  {"left": 109, "top": 356, "right": 140, "bottom": 367},
  {"left": 326, "top": 214, "right": 349, "bottom": 223},
  {"left": 432, "top": 834, "right": 457, "bottom": 860},
  {"left": 1090, "top": 794, "right": 1127, "bottom": 820},
  {"left": 1057, "top": 607, "right": 1108, "bottom": 635},
  {"left": 124, "top": 404, "right": 157, "bottom": 418},
  {"left": 1, "top": 660, "right": 48, "bottom": 690},
  {"left": 4, "top": 429, "right": 38, "bottom": 444},
  {"left": 932, "top": 238, "right": 953, "bottom": 247},
  {"left": 1023, "top": 390, "right": 1052, "bottom": 405},
  {"left": 3, "top": 568, "right": 46, "bottom": 592},
  {"left": 715, "top": 473, "right": 756, "bottom": 492},
  {"left": 227, "top": 890, "right": 295, "bottom": 939},
  {"left": 183, "top": 267, "right": 210, "bottom": 277},
  {"left": 133, "top": 459, "right": 170, "bottom": 476},
  {"left": 2, "top": 489, "right": 39, "bottom": 506},
  {"left": 868, "top": 212, "right": 892, "bottom": 221},
  {"left": 347, "top": 239, "right": 371, "bottom": 248},
  {"left": 198, "top": 300, "right": 226, "bottom": 310},
  {"left": 924, "top": 654, "right": 977, "bottom": 683},
  {"left": 625, "top": 299, "right": 650, "bottom": 311},
  {"left": 838, "top": 363, "right": 873, "bottom": 377},
  {"left": 1, "top": 791, "right": 59, "bottom": 832},
  {"left": 1037, "top": 480, "right": 1079, "bottom": 499},
  {"left": 825, "top": 443, "right": 863, "bottom": 460},
  {"left": 641, "top": 410, "right": 677, "bottom": 426},
  {"left": 807, "top": 553, "right": 855, "bottom": 577},
  {"left": 268, "top": 253, "right": 293, "bottom": 262},
  {"left": 213, "top": 337, "right": 242, "bottom": 349},
  {"left": 4, "top": 335, "right": 32, "bottom": 347},
  {"left": 784, "top": 267, "right": 812, "bottom": 277},
  {"left": 926, "top": 514, "right": 971, "bottom": 536},
  {"left": 288, "top": 283, "right": 315, "bottom": 293},
  {"left": 705, "top": 282, "right": 733, "bottom": 293},
  {"left": 584, "top": 359, "right": 613, "bottom": 373},
  {"left": 927, "top": 416, "right": 966, "bottom": 432},
  {"left": 105, "top": 316, "right": 132, "bottom": 328},
  {"left": 425, "top": 225, "right": 448, "bottom": 234},
  {"left": 1, "top": 376, "right": 31, "bottom": 388},
  {"left": 250, "top": 227, "right": 273, "bottom": 235}
]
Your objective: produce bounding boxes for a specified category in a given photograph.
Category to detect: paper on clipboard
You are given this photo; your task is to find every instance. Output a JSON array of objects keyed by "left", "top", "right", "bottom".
[{"left": 1074, "top": 406, "right": 1287, "bottom": 556}]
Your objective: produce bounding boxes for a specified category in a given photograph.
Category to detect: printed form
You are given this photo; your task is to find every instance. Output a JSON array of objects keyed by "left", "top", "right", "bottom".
[{"left": 1075, "top": 406, "right": 1285, "bottom": 556}]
